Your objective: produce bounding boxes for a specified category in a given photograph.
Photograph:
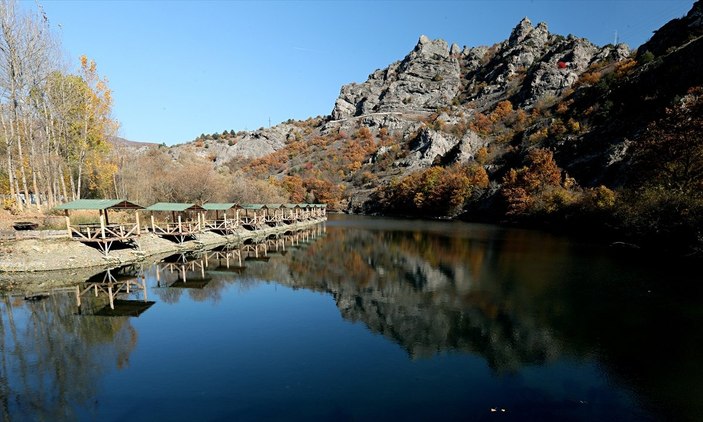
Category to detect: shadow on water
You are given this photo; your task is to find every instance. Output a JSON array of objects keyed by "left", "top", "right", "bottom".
[{"left": 1, "top": 218, "right": 701, "bottom": 420}]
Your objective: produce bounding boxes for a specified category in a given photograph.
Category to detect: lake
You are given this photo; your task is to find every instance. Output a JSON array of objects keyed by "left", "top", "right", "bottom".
[{"left": 1, "top": 214, "right": 701, "bottom": 421}]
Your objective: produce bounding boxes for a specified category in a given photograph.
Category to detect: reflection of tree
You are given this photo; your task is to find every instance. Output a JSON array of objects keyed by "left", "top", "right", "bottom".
[
  {"left": 0, "top": 293, "right": 137, "bottom": 421},
  {"left": 281, "top": 221, "right": 703, "bottom": 419},
  {"left": 279, "top": 228, "right": 563, "bottom": 371}
]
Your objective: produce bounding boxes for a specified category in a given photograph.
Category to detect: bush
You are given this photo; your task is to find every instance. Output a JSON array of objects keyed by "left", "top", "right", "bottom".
[{"left": 377, "top": 164, "right": 489, "bottom": 217}]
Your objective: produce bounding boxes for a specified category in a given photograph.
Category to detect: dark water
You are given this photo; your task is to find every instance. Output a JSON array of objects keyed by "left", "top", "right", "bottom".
[{"left": 1, "top": 215, "right": 702, "bottom": 421}]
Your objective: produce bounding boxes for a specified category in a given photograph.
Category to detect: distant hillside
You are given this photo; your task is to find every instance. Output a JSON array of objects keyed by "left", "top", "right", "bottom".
[
  {"left": 152, "top": 0, "right": 702, "bottom": 253},
  {"left": 109, "top": 136, "right": 159, "bottom": 150}
]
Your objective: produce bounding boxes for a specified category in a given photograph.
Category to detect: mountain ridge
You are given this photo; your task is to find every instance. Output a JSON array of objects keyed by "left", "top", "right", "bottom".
[{"left": 134, "top": 1, "right": 703, "bottom": 252}]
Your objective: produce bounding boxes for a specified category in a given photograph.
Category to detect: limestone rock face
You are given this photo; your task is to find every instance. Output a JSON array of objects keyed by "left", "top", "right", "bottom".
[
  {"left": 332, "top": 35, "right": 462, "bottom": 120},
  {"left": 176, "top": 123, "right": 302, "bottom": 164},
  {"left": 401, "top": 128, "right": 460, "bottom": 169},
  {"left": 332, "top": 19, "right": 632, "bottom": 118}
]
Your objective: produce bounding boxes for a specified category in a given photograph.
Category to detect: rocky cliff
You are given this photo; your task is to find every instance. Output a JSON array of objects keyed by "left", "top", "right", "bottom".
[
  {"left": 332, "top": 19, "right": 628, "bottom": 121},
  {"left": 159, "top": 1, "right": 703, "bottom": 248}
]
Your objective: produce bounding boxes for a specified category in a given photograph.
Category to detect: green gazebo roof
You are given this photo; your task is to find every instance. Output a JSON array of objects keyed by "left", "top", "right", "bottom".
[
  {"left": 55, "top": 199, "right": 143, "bottom": 210},
  {"left": 240, "top": 204, "right": 265, "bottom": 210},
  {"left": 202, "top": 203, "right": 238, "bottom": 211},
  {"left": 146, "top": 202, "right": 205, "bottom": 212}
]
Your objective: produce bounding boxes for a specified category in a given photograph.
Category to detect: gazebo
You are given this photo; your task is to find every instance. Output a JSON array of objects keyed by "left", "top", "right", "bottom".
[
  {"left": 54, "top": 199, "right": 143, "bottom": 255},
  {"left": 281, "top": 204, "right": 299, "bottom": 224},
  {"left": 262, "top": 204, "right": 283, "bottom": 227},
  {"left": 297, "top": 203, "right": 312, "bottom": 221},
  {"left": 239, "top": 204, "right": 266, "bottom": 230},
  {"left": 202, "top": 203, "right": 240, "bottom": 234},
  {"left": 146, "top": 202, "right": 205, "bottom": 243}
]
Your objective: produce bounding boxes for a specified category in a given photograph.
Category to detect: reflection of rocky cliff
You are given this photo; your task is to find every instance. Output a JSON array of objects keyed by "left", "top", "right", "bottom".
[{"left": 265, "top": 224, "right": 568, "bottom": 372}]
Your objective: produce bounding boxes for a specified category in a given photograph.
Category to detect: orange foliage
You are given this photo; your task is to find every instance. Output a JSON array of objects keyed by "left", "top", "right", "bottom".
[
  {"left": 378, "top": 164, "right": 489, "bottom": 216},
  {"left": 501, "top": 148, "right": 564, "bottom": 215},
  {"left": 614, "top": 58, "right": 637, "bottom": 78},
  {"left": 280, "top": 175, "right": 306, "bottom": 202},
  {"left": 490, "top": 100, "right": 514, "bottom": 123}
]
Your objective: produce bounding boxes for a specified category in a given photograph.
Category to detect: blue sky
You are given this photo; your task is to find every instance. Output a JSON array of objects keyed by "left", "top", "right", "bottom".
[{"left": 34, "top": 0, "right": 695, "bottom": 145}]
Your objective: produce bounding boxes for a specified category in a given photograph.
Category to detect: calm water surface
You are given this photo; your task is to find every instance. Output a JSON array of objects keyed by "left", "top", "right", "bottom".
[{"left": 1, "top": 215, "right": 701, "bottom": 421}]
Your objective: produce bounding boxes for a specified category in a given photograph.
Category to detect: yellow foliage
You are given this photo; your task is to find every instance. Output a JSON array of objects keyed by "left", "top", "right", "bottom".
[
  {"left": 615, "top": 58, "right": 637, "bottom": 78},
  {"left": 528, "top": 128, "right": 549, "bottom": 143}
]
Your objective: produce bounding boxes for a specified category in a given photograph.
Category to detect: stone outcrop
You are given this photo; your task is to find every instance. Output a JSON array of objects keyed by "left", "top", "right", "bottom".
[
  {"left": 332, "top": 35, "right": 462, "bottom": 120},
  {"left": 331, "top": 18, "right": 630, "bottom": 119}
]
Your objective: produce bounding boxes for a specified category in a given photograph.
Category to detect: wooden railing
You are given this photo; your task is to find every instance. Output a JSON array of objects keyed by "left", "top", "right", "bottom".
[
  {"left": 205, "top": 218, "right": 239, "bottom": 232},
  {"left": 71, "top": 223, "right": 140, "bottom": 242},
  {"left": 150, "top": 221, "right": 201, "bottom": 235}
]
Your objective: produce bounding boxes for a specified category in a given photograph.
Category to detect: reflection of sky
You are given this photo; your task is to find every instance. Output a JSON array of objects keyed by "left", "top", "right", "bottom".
[
  {"left": 69, "top": 281, "right": 642, "bottom": 420},
  {"left": 5, "top": 218, "right": 699, "bottom": 420}
]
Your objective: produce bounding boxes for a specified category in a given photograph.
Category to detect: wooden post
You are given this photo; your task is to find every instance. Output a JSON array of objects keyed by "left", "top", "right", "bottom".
[
  {"left": 64, "top": 210, "right": 71, "bottom": 238},
  {"left": 151, "top": 214, "right": 156, "bottom": 232},
  {"left": 108, "top": 284, "right": 115, "bottom": 310},
  {"left": 136, "top": 210, "right": 141, "bottom": 235},
  {"left": 100, "top": 211, "right": 106, "bottom": 240},
  {"left": 178, "top": 214, "right": 183, "bottom": 232}
]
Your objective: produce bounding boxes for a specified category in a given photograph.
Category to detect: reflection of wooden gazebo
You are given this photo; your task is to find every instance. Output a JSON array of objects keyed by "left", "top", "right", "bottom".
[
  {"left": 202, "top": 203, "right": 240, "bottom": 234},
  {"left": 155, "top": 253, "right": 211, "bottom": 288},
  {"left": 55, "top": 199, "right": 143, "bottom": 255},
  {"left": 75, "top": 265, "right": 154, "bottom": 316},
  {"left": 146, "top": 202, "right": 205, "bottom": 243}
]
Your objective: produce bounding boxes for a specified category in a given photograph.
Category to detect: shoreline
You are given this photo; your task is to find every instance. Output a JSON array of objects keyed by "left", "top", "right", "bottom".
[{"left": 0, "top": 219, "right": 325, "bottom": 274}]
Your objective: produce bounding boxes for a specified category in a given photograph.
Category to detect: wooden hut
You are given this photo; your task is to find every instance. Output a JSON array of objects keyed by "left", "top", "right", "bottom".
[
  {"left": 315, "top": 203, "right": 328, "bottom": 219},
  {"left": 202, "top": 203, "right": 240, "bottom": 234},
  {"left": 282, "top": 204, "right": 299, "bottom": 224},
  {"left": 263, "top": 204, "right": 283, "bottom": 227},
  {"left": 146, "top": 202, "right": 205, "bottom": 243},
  {"left": 239, "top": 204, "right": 266, "bottom": 230},
  {"left": 55, "top": 199, "right": 143, "bottom": 255},
  {"left": 297, "top": 203, "right": 312, "bottom": 221}
]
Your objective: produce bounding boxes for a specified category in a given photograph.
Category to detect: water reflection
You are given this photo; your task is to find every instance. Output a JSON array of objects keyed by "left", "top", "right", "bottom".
[
  {"left": 77, "top": 265, "right": 154, "bottom": 316},
  {"left": 0, "top": 286, "right": 139, "bottom": 421},
  {"left": 0, "top": 219, "right": 701, "bottom": 420},
  {"left": 284, "top": 216, "right": 703, "bottom": 420}
]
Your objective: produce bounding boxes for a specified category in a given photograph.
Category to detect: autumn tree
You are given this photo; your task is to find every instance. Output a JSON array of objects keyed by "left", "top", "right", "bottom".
[
  {"left": 617, "top": 87, "right": 703, "bottom": 248},
  {"left": 501, "top": 148, "right": 569, "bottom": 215},
  {"left": 378, "top": 163, "right": 489, "bottom": 217}
]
